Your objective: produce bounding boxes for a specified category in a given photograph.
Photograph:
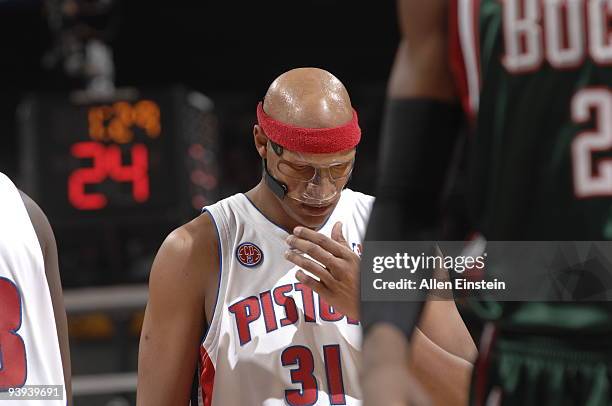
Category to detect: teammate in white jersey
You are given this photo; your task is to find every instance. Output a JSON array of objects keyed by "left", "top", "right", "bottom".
[{"left": 0, "top": 173, "right": 71, "bottom": 405}]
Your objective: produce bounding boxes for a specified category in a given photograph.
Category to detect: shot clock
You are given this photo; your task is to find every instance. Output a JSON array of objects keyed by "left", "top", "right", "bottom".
[
  {"left": 68, "top": 99, "right": 160, "bottom": 211},
  {"left": 19, "top": 87, "right": 219, "bottom": 285}
]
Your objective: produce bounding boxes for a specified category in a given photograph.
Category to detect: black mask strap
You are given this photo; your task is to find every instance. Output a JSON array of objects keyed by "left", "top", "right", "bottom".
[{"left": 263, "top": 159, "right": 288, "bottom": 199}]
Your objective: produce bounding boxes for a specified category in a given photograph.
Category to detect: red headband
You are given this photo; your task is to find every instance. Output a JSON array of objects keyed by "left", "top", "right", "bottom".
[{"left": 256, "top": 102, "right": 361, "bottom": 153}]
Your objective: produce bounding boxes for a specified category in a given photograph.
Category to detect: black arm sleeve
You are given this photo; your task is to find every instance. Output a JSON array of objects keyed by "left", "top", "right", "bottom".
[
  {"left": 369, "top": 98, "right": 464, "bottom": 240},
  {"left": 361, "top": 98, "right": 464, "bottom": 338}
]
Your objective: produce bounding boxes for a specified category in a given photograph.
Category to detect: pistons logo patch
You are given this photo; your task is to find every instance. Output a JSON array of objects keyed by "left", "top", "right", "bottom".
[{"left": 236, "top": 242, "right": 263, "bottom": 268}]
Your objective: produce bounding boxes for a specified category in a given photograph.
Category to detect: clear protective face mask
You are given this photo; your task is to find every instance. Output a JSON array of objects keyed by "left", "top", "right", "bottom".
[{"left": 265, "top": 142, "right": 355, "bottom": 206}]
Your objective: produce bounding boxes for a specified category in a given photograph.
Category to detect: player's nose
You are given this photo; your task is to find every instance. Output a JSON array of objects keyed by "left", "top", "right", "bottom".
[{"left": 305, "top": 178, "right": 336, "bottom": 199}]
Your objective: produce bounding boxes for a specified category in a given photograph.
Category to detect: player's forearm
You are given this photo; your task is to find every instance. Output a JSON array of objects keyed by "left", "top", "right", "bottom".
[
  {"left": 419, "top": 299, "right": 477, "bottom": 362},
  {"left": 363, "top": 323, "right": 410, "bottom": 370},
  {"left": 362, "top": 324, "right": 433, "bottom": 406},
  {"left": 409, "top": 328, "right": 473, "bottom": 406}
]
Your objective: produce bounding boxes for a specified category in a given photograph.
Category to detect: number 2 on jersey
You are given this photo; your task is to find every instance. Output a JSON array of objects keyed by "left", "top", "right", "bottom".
[
  {"left": 572, "top": 88, "right": 612, "bottom": 198},
  {"left": 282, "top": 345, "right": 346, "bottom": 405},
  {"left": 0, "top": 277, "right": 27, "bottom": 390}
]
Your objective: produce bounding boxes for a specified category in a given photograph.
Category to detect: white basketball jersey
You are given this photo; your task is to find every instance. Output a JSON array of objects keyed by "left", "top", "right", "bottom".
[
  {"left": 0, "top": 173, "right": 66, "bottom": 404},
  {"left": 194, "top": 189, "right": 373, "bottom": 406}
]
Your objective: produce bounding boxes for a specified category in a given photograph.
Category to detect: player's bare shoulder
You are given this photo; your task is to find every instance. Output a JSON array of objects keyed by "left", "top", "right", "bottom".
[
  {"left": 181, "top": 212, "right": 220, "bottom": 300},
  {"left": 163, "top": 213, "right": 217, "bottom": 265},
  {"left": 149, "top": 211, "right": 220, "bottom": 318}
]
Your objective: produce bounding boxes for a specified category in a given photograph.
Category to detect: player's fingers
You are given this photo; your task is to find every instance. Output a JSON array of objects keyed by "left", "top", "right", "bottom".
[
  {"left": 286, "top": 234, "right": 339, "bottom": 269},
  {"left": 285, "top": 250, "right": 336, "bottom": 286},
  {"left": 331, "top": 221, "right": 350, "bottom": 248},
  {"left": 293, "top": 226, "right": 352, "bottom": 259},
  {"left": 296, "top": 269, "right": 332, "bottom": 297}
]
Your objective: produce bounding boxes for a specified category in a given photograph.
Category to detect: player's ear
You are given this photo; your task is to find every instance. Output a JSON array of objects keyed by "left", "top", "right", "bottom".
[{"left": 253, "top": 125, "right": 268, "bottom": 159}]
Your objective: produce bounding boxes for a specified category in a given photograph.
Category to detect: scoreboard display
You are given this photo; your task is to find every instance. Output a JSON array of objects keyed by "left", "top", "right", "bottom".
[
  {"left": 67, "top": 100, "right": 164, "bottom": 211},
  {"left": 19, "top": 87, "right": 218, "bottom": 285}
]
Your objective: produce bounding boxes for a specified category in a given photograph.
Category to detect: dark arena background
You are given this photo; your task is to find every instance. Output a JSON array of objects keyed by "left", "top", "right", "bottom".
[{"left": 0, "top": 1, "right": 397, "bottom": 404}]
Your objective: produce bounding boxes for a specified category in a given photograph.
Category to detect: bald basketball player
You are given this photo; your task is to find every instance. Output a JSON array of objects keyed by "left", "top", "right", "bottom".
[{"left": 138, "top": 68, "right": 373, "bottom": 405}]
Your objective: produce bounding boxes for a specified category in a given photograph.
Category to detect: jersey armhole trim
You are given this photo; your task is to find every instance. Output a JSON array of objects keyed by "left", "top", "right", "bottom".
[{"left": 201, "top": 209, "right": 223, "bottom": 345}]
